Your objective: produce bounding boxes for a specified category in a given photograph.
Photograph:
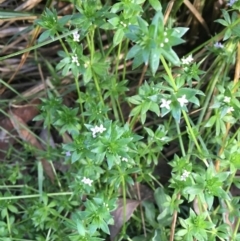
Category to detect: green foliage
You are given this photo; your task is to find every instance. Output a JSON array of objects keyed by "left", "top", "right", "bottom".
[
  {"left": 125, "top": 10, "right": 188, "bottom": 74},
  {"left": 2, "top": 0, "right": 240, "bottom": 240}
]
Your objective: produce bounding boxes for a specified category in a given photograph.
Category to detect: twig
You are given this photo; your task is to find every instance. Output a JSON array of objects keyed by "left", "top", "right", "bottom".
[{"left": 169, "top": 193, "right": 181, "bottom": 241}]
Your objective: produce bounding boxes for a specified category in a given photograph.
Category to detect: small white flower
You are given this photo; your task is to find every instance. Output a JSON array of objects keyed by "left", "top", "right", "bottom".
[
  {"left": 82, "top": 177, "right": 93, "bottom": 186},
  {"left": 181, "top": 55, "right": 193, "bottom": 65},
  {"left": 180, "top": 170, "right": 190, "bottom": 181},
  {"left": 73, "top": 30, "right": 80, "bottom": 42},
  {"left": 164, "top": 38, "right": 169, "bottom": 43},
  {"left": 160, "top": 98, "right": 171, "bottom": 110},
  {"left": 97, "top": 124, "right": 106, "bottom": 134},
  {"left": 164, "top": 32, "right": 167, "bottom": 36},
  {"left": 122, "top": 157, "right": 128, "bottom": 162},
  {"left": 90, "top": 126, "right": 98, "bottom": 138},
  {"left": 227, "top": 106, "right": 234, "bottom": 113},
  {"left": 72, "top": 55, "right": 80, "bottom": 66},
  {"left": 223, "top": 96, "right": 231, "bottom": 103},
  {"left": 160, "top": 43, "right": 164, "bottom": 47},
  {"left": 90, "top": 124, "right": 106, "bottom": 137},
  {"left": 177, "top": 95, "right": 189, "bottom": 107}
]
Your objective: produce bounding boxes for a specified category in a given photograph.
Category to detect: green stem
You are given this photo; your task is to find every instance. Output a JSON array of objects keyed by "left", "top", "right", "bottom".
[
  {"left": 160, "top": 55, "right": 207, "bottom": 165},
  {"left": 86, "top": 30, "right": 105, "bottom": 110},
  {"left": 175, "top": 120, "right": 186, "bottom": 156},
  {"left": 122, "top": 40, "right": 129, "bottom": 80},
  {"left": 57, "top": 32, "right": 69, "bottom": 56},
  {"left": 97, "top": 28, "right": 104, "bottom": 57},
  {"left": 115, "top": 40, "right": 122, "bottom": 76},
  {"left": 6, "top": 210, "right": 12, "bottom": 238},
  {"left": 182, "top": 111, "right": 208, "bottom": 166},
  {"left": 117, "top": 166, "right": 127, "bottom": 235},
  {"left": 117, "top": 98, "right": 124, "bottom": 123},
  {"left": 111, "top": 95, "right": 120, "bottom": 120},
  {"left": 232, "top": 217, "right": 240, "bottom": 240},
  {"left": 160, "top": 55, "right": 177, "bottom": 91},
  {"left": 129, "top": 114, "right": 139, "bottom": 130},
  {"left": 0, "top": 192, "right": 73, "bottom": 200},
  {"left": 74, "top": 76, "right": 84, "bottom": 123}
]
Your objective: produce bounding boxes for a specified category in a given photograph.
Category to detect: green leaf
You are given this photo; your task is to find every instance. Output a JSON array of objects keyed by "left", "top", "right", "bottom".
[
  {"left": 223, "top": 28, "right": 232, "bottom": 41},
  {"left": 151, "top": 10, "right": 164, "bottom": 28},
  {"left": 128, "top": 95, "right": 142, "bottom": 105},
  {"left": 38, "top": 30, "right": 51, "bottom": 42},
  {"left": 162, "top": 48, "right": 181, "bottom": 66},
  {"left": 100, "top": 220, "right": 110, "bottom": 234},
  {"left": 154, "top": 187, "right": 167, "bottom": 213},
  {"left": 149, "top": 102, "right": 160, "bottom": 116},
  {"left": 130, "top": 105, "right": 142, "bottom": 117},
  {"left": 205, "top": 192, "right": 214, "bottom": 210},
  {"left": 72, "top": 151, "right": 81, "bottom": 163},
  {"left": 126, "top": 45, "right": 141, "bottom": 60},
  {"left": 83, "top": 66, "right": 92, "bottom": 84},
  {"left": 171, "top": 104, "right": 181, "bottom": 123},
  {"left": 140, "top": 112, "right": 147, "bottom": 124},
  {"left": 142, "top": 201, "right": 156, "bottom": 226},
  {"left": 183, "top": 185, "right": 203, "bottom": 195},
  {"left": 144, "top": 127, "right": 154, "bottom": 137},
  {"left": 149, "top": 0, "right": 162, "bottom": 11},
  {"left": 137, "top": 16, "right": 148, "bottom": 34},
  {"left": 215, "top": 19, "right": 228, "bottom": 26},
  {"left": 8, "top": 205, "right": 18, "bottom": 213},
  {"left": 141, "top": 101, "right": 151, "bottom": 114},
  {"left": 222, "top": 9, "right": 231, "bottom": 24},
  {"left": 150, "top": 48, "right": 160, "bottom": 75},
  {"left": 113, "top": 28, "right": 125, "bottom": 46},
  {"left": 172, "top": 27, "right": 189, "bottom": 38},
  {"left": 132, "top": 51, "right": 144, "bottom": 69},
  {"left": 204, "top": 116, "right": 216, "bottom": 127},
  {"left": 77, "top": 222, "right": 85, "bottom": 236},
  {"left": 108, "top": 16, "right": 119, "bottom": 27}
]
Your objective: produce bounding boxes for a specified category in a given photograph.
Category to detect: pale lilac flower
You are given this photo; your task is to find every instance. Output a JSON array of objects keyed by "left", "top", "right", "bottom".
[
  {"left": 160, "top": 98, "right": 171, "bottom": 110},
  {"left": 223, "top": 96, "right": 231, "bottom": 103},
  {"left": 66, "top": 151, "right": 71, "bottom": 157},
  {"left": 177, "top": 95, "right": 189, "bottom": 107},
  {"left": 227, "top": 0, "right": 237, "bottom": 6},
  {"left": 73, "top": 30, "right": 80, "bottom": 42},
  {"left": 214, "top": 42, "right": 224, "bottom": 48},
  {"left": 72, "top": 55, "right": 80, "bottom": 66},
  {"left": 180, "top": 170, "right": 190, "bottom": 181},
  {"left": 82, "top": 177, "right": 93, "bottom": 186},
  {"left": 227, "top": 106, "right": 234, "bottom": 113},
  {"left": 181, "top": 55, "right": 193, "bottom": 65}
]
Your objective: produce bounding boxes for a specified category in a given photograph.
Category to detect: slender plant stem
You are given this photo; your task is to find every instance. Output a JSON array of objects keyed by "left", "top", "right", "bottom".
[
  {"left": 175, "top": 120, "right": 186, "bottom": 156},
  {"left": 74, "top": 76, "right": 84, "bottom": 123},
  {"left": 0, "top": 192, "right": 73, "bottom": 200}
]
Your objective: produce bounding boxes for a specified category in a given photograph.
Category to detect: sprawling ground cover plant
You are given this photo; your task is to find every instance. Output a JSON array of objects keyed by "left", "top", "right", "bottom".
[{"left": 1, "top": 0, "right": 240, "bottom": 240}]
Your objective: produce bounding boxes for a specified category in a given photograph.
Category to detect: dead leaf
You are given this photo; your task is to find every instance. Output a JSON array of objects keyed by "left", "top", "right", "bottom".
[
  {"left": 0, "top": 99, "right": 40, "bottom": 161},
  {"left": 109, "top": 198, "right": 140, "bottom": 240},
  {"left": 9, "top": 110, "right": 55, "bottom": 182}
]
